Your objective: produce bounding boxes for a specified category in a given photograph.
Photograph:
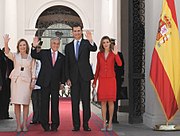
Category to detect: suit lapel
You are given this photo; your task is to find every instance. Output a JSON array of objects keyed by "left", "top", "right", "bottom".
[
  {"left": 48, "top": 49, "right": 53, "bottom": 67},
  {"left": 70, "top": 41, "right": 77, "bottom": 61},
  {"left": 78, "top": 39, "right": 85, "bottom": 58}
]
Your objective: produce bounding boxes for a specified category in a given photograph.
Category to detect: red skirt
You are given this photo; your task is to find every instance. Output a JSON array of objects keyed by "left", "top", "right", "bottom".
[{"left": 97, "top": 77, "right": 116, "bottom": 101}]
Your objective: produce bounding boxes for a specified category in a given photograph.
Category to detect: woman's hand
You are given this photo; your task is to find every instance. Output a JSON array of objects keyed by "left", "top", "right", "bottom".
[
  {"left": 112, "top": 45, "right": 118, "bottom": 55},
  {"left": 3, "top": 34, "right": 10, "bottom": 44},
  {"left": 30, "top": 79, "right": 36, "bottom": 90},
  {"left": 30, "top": 83, "right": 35, "bottom": 90},
  {"left": 3, "top": 34, "right": 10, "bottom": 54}
]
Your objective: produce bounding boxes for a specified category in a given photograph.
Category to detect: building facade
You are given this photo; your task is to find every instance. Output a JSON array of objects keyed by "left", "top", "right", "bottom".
[{"left": 0, "top": 0, "right": 180, "bottom": 128}]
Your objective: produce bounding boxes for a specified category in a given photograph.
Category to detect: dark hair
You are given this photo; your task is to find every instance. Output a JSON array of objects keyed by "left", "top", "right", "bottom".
[
  {"left": 99, "top": 36, "right": 114, "bottom": 52},
  {"left": 71, "top": 23, "right": 83, "bottom": 30},
  {"left": 17, "top": 39, "right": 29, "bottom": 54},
  {"left": 110, "top": 38, "right": 116, "bottom": 45}
]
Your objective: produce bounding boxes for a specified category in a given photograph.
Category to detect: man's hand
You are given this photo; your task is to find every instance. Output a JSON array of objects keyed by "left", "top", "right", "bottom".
[
  {"left": 85, "top": 30, "right": 93, "bottom": 43},
  {"left": 33, "top": 37, "right": 39, "bottom": 48},
  {"left": 0, "top": 86, "right": 2, "bottom": 91},
  {"left": 66, "top": 79, "right": 72, "bottom": 87}
]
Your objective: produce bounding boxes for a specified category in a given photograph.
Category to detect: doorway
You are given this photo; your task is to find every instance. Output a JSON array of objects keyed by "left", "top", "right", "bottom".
[{"left": 35, "top": 5, "right": 83, "bottom": 54}]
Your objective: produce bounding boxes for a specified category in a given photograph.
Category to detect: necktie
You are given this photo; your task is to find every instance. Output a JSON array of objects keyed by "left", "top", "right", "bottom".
[
  {"left": 52, "top": 51, "right": 56, "bottom": 66},
  {"left": 75, "top": 41, "right": 80, "bottom": 60}
]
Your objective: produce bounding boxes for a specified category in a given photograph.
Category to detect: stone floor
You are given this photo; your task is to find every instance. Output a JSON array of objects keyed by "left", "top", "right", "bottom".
[{"left": 0, "top": 100, "right": 180, "bottom": 136}]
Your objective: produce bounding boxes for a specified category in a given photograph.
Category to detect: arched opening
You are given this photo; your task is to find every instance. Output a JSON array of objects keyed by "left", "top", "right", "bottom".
[{"left": 35, "top": 5, "right": 83, "bottom": 54}]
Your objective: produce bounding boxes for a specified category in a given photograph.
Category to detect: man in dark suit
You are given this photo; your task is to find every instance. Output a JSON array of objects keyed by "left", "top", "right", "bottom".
[
  {"left": 106, "top": 39, "right": 125, "bottom": 124},
  {"left": 65, "top": 24, "right": 97, "bottom": 131},
  {"left": 0, "top": 48, "right": 13, "bottom": 119},
  {"left": 0, "top": 71, "right": 2, "bottom": 88},
  {"left": 31, "top": 37, "right": 65, "bottom": 132}
]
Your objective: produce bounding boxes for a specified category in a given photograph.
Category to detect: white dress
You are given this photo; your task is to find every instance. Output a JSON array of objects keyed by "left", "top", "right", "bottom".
[{"left": 6, "top": 52, "right": 36, "bottom": 105}]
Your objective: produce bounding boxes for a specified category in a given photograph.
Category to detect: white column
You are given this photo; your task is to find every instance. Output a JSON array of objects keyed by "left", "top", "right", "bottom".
[
  {"left": 101, "top": 0, "right": 117, "bottom": 39},
  {"left": 0, "top": 0, "right": 5, "bottom": 48},
  {"left": 4, "top": 0, "right": 17, "bottom": 51}
]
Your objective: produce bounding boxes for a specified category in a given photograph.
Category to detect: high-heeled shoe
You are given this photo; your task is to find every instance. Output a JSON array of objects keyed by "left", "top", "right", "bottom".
[
  {"left": 16, "top": 128, "right": 21, "bottom": 132},
  {"left": 22, "top": 127, "right": 28, "bottom": 132},
  {"left": 107, "top": 125, "right": 113, "bottom": 131},
  {"left": 100, "top": 127, "right": 106, "bottom": 131},
  {"left": 100, "top": 124, "right": 107, "bottom": 131}
]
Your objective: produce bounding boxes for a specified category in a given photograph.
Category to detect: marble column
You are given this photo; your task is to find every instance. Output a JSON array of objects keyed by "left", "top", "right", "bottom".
[
  {"left": 101, "top": 0, "right": 117, "bottom": 39},
  {"left": 0, "top": 0, "right": 5, "bottom": 48},
  {"left": 4, "top": 0, "right": 17, "bottom": 51}
]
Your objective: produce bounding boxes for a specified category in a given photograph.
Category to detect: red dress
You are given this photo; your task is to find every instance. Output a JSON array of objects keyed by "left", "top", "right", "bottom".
[{"left": 93, "top": 51, "right": 122, "bottom": 101}]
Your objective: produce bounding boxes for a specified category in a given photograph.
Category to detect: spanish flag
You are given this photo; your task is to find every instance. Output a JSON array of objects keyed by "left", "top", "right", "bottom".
[{"left": 150, "top": 0, "right": 180, "bottom": 121}]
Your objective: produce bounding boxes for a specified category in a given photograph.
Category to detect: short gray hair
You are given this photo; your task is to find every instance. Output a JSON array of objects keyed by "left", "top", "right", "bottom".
[{"left": 50, "top": 37, "right": 60, "bottom": 43}]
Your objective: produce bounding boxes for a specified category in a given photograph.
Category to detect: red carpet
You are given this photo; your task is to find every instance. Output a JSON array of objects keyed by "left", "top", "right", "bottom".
[{"left": 0, "top": 98, "right": 118, "bottom": 136}]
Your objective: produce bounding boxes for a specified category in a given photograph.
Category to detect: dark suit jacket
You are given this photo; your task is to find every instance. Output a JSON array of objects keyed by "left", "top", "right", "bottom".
[
  {"left": 0, "top": 70, "right": 2, "bottom": 86},
  {"left": 0, "top": 49, "right": 14, "bottom": 83},
  {"left": 31, "top": 48, "right": 65, "bottom": 89},
  {"left": 115, "top": 52, "right": 125, "bottom": 99},
  {"left": 65, "top": 39, "right": 97, "bottom": 83},
  {"left": 115, "top": 52, "right": 124, "bottom": 81}
]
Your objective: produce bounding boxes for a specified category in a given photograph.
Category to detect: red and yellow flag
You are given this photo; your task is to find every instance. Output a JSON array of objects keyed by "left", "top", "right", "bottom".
[{"left": 150, "top": 0, "right": 180, "bottom": 121}]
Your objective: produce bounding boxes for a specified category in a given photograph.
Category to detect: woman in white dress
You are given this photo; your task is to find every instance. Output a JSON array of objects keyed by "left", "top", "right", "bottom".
[{"left": 4, "top": 34, "right": 36, "bottom": 132}]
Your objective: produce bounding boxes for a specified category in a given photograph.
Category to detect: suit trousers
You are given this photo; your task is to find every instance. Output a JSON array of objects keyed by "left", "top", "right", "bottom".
[
  {"left": 31, "top": 89, "right": 41, "bottom": 122},
  {"left": 40, "top": 84, "right": 59, "bottom": 130},
  {"left": 71, "top": 73, "right": 91, "bottom": 129},
  {"left": 0, "top": 78, "right": 11, "bottom": 118}
]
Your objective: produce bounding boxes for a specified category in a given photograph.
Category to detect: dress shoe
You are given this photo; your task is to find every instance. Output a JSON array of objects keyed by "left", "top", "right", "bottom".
[
  {"left": 44, "top": 128, "right": 50, "bottom": 132},
  {"left": 83, "top": 127, "right": 91, "bottom": 131},
  {"left": 30, "top": 121, "right": 38, "bottom": 124},
  {"left": 72, "top": 128, "right": 80, "bottom": 131},
  {"left": 5, "top": 116, "right": 13, "bottom": 119},
  {"left": 51, "top": 128, "right": 58, "bottom": 131},
  {"left": 112, "top": 120, "right": 119, "bottom": 124}
]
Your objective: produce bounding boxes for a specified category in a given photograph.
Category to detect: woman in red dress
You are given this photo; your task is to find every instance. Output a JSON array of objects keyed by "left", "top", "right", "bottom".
[{"left": 92, "top": 36, "right": 122, "bottom": 131}]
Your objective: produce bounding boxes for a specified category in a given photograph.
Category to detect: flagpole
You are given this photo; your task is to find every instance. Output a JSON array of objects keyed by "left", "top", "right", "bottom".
[
  {"left": 150, "top": 0, "right": 180, "bottom": 131},
  {"left": 166, "top": 121, "right": 168, "bottom": 126}
]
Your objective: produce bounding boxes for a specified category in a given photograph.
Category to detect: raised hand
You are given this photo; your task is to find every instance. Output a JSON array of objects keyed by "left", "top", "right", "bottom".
[
  {"left": 85, "top": 30, "right": 93, "bottom": 43},
  {"left": 112, "top": 45, "right": 118, "bottom": 55},
  {"left": 33, "top": 36, "right": 39, "bottom": 47},
  {"left": 3, "top": 34, "right": 10, "bottom": 44}
]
